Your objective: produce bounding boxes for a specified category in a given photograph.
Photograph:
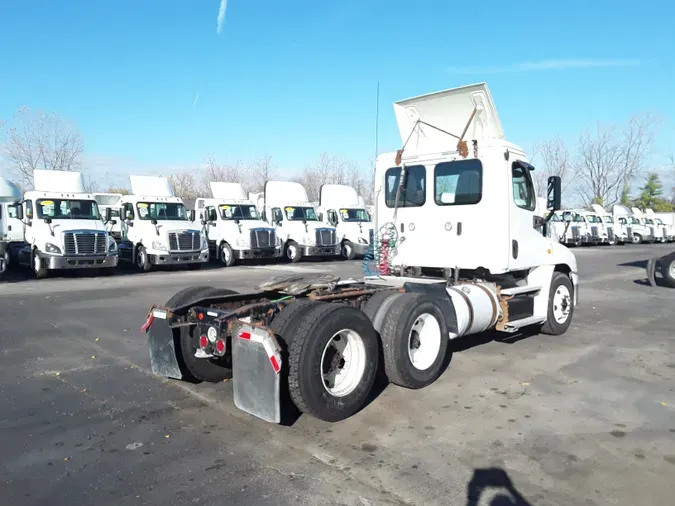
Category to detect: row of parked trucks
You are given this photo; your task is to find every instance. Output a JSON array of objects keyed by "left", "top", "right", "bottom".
[
  {"left": 0, "top": 171, "right": 373, "bottom": 279},
  {"left": 548, "top": 204, "right": 675, "bottom": 246}
]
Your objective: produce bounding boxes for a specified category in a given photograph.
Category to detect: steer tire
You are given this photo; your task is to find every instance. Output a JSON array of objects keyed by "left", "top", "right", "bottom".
[
  {"left": 166, "top": 286, "right": 238, "bottom": 383},
  {"left": 287, "top": 304, "right": 379, "bottom": 422},
  {"left": 341, "top": 240, "right": 356, "bottom": 260},
  {"left": 285, "top": 240, "right": 302, "bottom": 263},
  {"left": 661, "top": 252, "right": 675, "bottom": 288},
  {"left": 540, "top": 272, "right": 574, "bottom": 336},
  {"left": 136, "top": 245, "right": 152, "bottom": 272},
  {"left": 379, "top": 293, "right": 450, "bottom": 390}
]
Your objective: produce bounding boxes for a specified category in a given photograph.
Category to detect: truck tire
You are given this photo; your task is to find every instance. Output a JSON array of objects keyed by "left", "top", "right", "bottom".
[
  {"left": 287, "top": 304, "right": 379, "bottom": 422},
  {"left": 379, "top": 293, "right": 450, "bottom": 389},
  {"left": 632, "top": 233, "right": 642, "bottom": 245},
  {"left": 362, "top": 290, "right": 403, "bottom": 333},
  {"left": 136, "top": 245, "right": 152, "bottom": 272},
  {"left": 32, "top": 249, "right": 48, "bottom": 279},
  {"left": 661, "top": 252, "right": 675, "bottom": 288},
  {"left": 341, "top": 240, "right": 356, "bottom": 260},
  {"left": 285, "top": 240, "right": 302, "bottom": 263},
  {"left": 219, "top": 241, "right": 235, "bottom": 267},
  {"left": 540, "top": 272, "right": 574, "bottom": 335},
  {"left": 167, "top": 286, "right": 238, "bottom": 383},
  {"left": 269, "top": 300, "right": 323, "bottom": 346}
]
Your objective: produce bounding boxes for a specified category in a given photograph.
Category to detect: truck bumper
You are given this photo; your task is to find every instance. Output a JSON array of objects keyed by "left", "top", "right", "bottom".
[
  {"left": 150, "top": 250, "right": 209, "bottom": 265},
  {"left": 302, "top": 245, "right": 340, "bottom": 256},
  {"left": 235, "top": 247, "right": 282, "bottom": 260},
  {"left": 570, "top": 272, "right": 579, "bottom": 306},
  {"left": 352, "top": 243, "right": 370, "bottom": 256},
  {"left": 44, "top": 254, "right": 118, "bottom": 270}
]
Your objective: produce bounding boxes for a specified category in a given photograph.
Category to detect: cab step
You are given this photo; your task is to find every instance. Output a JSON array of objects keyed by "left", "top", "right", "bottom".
[
  {"left": 502, "top": 315, "right": 546, "bottom": 332},
  {"left": 500, "top": 285, "right": 542, "bottom": 296}
]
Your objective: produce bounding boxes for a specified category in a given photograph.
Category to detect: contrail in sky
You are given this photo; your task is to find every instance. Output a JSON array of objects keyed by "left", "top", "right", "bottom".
[
  {"left": 217, "top": 0, "right": 228, "bottom": 34},
  {"left": 193, "top": 91, "right": 200, "bottom": 107}
]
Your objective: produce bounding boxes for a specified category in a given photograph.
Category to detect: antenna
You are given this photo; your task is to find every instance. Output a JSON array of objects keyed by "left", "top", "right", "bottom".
[{"left": 374, "top": 81, "right": 380, "bottom": 163}]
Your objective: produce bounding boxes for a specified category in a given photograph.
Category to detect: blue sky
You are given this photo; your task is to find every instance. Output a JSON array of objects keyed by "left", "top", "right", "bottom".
[{"left": 0, "top": 0, "right": 673, "bottom": 186}]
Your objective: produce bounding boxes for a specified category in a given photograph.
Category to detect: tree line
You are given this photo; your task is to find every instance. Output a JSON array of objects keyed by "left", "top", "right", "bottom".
[{"left": 2, "top": 106, "right": 673, "bottom": 211}]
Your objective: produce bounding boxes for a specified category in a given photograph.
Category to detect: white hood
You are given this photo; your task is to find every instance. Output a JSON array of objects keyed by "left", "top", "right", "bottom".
[
  {"left": 393, "top": 82, "right": 503, "bottom": 154},
  {"left": 45, "top": 219, "right": 107, "bottom": 233}
]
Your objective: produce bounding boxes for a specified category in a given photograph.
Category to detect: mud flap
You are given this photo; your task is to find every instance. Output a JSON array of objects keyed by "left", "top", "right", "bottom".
[
  {"left": 646, "top": 257, "right": 657, "bottom": 287},
  {"left": 231, "top": 323, "right": 282, "bottom": 424},
  {"left": 147, "top": 317, "right": 184, "bottom": 380}
]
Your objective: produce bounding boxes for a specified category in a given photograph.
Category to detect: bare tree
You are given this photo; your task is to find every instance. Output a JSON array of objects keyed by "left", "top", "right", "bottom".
[
  {"left": 3, "top": 107, "right": 84, "bottom": 188},
  {"left": 168, "top": 171, "right": 200, "bottom": 199},
  {"left": 200, "top": 153, "right": 247, "bottom": 194},
  {"left": 293, "top": 153, "right": 373, "bottom": 202},
  {"left": 575, "top": 113, "right": 655, "bottom": 207},
  {"left": 248, "top": 155, "right": 276, "bottom": 192},
  {"left": 531, "top": 136, "right": 574, "bottom": 198}
]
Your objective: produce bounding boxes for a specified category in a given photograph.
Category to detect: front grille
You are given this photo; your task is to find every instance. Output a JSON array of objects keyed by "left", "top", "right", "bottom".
[
  {"left": 63, "top": 231, "right": 107, "bottom": 256},
  {"left": 649, "top": 226, "right": 654, "bottom": 237},
  {"left": 168, "top": 231, "right": 200, "bottom": 252},
  {"left": 591, "top": 226, "right": 599, "bottom": 237},
  {"left": 571, "top": 226, "right": 580, "bottom": 239},
  {"left": 315, "top": 228, "right": 337, "bottom": 246},
  {"left": 663, "top": 227, "right": 668, "bottom": 237},
  {"left": 626, "top": 227, "right": 632, "bottom": 238},
  {"left": 607, "top": 228, "right": 614, "bottom": 241},
  {"left": 250, "top": 228, "right": 276, "bottom": 249}
]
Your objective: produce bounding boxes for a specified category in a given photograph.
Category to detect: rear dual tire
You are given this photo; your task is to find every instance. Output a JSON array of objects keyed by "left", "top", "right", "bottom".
[
  {"left": 271, "top": 302, "right": 379, "bottom": 422},
  {"left": 661, "top": 252, "right": 675, "bottom": 288}
]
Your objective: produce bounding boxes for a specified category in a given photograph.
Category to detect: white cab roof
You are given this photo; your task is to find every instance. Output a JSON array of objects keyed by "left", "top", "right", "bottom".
[
  {"left": 210, "top": 182, "right": 247, "bottom": 200},
  {"left": 320, "top": 184, "right": 360, "bottom": 208},
  {"left": 264, "top": 181, "right": 311, "bottom": 208},
  {"left": 130, "top": 175, "right": 174, "bottom": 197},
  {"left": 394, "top": 82, "right": 504, "bottom": 154},
  {"left": 34, "top": 169, "right": 86, "bottom": 193},
  {"left": 0, "top": 178, "right": 22, "bottom": 202}
]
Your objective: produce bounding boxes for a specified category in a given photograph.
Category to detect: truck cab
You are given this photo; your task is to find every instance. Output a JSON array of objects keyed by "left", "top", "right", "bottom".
[
  {"left": 555, "top": 210, "right": 587, "bottom": 246},
  {"left": 626, "top": 206, "right": 655, "bottom": 244},
  {"left": 254, "top": 181, "right": 340, "bottom": 263},
  {"left": 590, "top": 203, "right": 622, "bottom": 245},
  {"left": 318, "top": 184, "right": 373, "bottom": 260},
  {"left": 15, "top": 170, "right": 118, "bottom": 278},
  {"left": 577, "top": 209, "right": 605, "bottom": 245},
  {"left": 0, "top": 178, "right": 23, "bottom": 276},
  {"left": 195, "top": 182, "right": 282, "bottom": 266},
  {"left": 374, "top": 82, "right": 577, "bottom": 327},
  {"left": 113, "top": 176, "right": 209, "bottom": 271},
  {"left": 644, "top": 208, "right": 671, "bottom": 243}
]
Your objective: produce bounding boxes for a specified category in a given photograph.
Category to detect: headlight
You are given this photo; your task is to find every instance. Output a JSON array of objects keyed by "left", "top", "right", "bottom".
[
  {"left": 45, "top": 242, "right": 61, "bottom": 254},
  {"left": 236, "top": 236, "right": 250, "bottom": 247},
  {"left": 302, "top": 236, "right": 314, "bottom": 245},
  {"left": 201, "top": 236, "right": 208, "bottom": 250},
  {"left": 108, "top": 237, "right": 117, "bottom": 253},
  {"left": 357, "top": 237, "right": 368, "bottom": 245},
  {"left": 152, "top": 241, "right": 167, "bottom": 251}
]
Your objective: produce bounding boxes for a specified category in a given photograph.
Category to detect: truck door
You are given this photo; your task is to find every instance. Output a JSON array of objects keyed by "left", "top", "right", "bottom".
[
  {"left": 23, "top": 200, "right": 36, "bottom": 246},
  {"left": 5, "top": 204, "right": 24, "bottom": 242},
  {"left": 508, "top": 159, "right": 542, "bottom": 270}
]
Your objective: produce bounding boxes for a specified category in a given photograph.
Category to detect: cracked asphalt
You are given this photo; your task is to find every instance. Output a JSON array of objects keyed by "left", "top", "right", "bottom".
[{"left": 1, "top": 245, "right": 674, "bottom": 506}]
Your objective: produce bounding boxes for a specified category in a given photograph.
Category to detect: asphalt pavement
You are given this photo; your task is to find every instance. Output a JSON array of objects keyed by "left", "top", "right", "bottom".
[{"left": 1, "top": 245, "right": 674, "bottom": 506}]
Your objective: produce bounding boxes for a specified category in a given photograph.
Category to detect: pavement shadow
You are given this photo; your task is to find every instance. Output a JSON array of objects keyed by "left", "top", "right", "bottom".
[
  {"left": 466, "top": 468, "right": 532, "bottom": 506},
  {"left": 449, "top": 327, "right": 540, "bottom": 354},
  {"left": 618, "top": 259, "right": 648, "bottom": 268},
  {"left": 633, "top": 278, "right": 670, "bottom": 288}
]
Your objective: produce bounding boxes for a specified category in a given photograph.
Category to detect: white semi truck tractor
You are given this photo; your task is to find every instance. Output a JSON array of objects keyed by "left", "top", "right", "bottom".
[
  {"left": 15, "top": 170, "right": 118, "bottom": 279},
  {"left": 112, "top": 176, "right": 209, "bottom": 271},
  {"left": 195, "top": 182, "right": 282, "bottom": 266},
  {"left": 0, "top": 178, "right": 23, "bottom": 276},
  {"left": 254, "top": 180, "right": 340, "bottom": 263},
  {"left": 318, "top": 184, "right": 374, "bottom": 260},
  {"left": 141, "top": 83, "right": 578, "bottom": 424}
]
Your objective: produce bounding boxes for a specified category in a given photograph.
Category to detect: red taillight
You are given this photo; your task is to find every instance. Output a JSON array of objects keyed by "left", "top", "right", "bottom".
[
  {"left": 199, "top": 335, "right": 208, "bottom": 349},
  {"left": 239, "top": 331, "right": 251, "bottom": 340},
  {"left": 197, "top": 313, "right": 204, "bottom": 321},
  {"left": 215, "top": 339, "right": 225, "bottom": 353}
]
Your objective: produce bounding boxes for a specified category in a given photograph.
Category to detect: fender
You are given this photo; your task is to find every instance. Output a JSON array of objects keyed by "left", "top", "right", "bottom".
[{"left": 402, "top": 282, "right": 459, "bottom": 335}]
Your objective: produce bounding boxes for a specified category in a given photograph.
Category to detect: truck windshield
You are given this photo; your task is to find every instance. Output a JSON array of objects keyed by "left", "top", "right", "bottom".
[
  {"left": 284, "top": 206, "right": 318, "bottom": 221},
  {"left": 219, "top": 204, "right": 258, "bottom": 220},
  {"left": 603, "top": 216, "right": 613, "bottom": 223},
  {"left": 137, "top": 202, "right": 187, "bottom": 221},
  {"left": 629, "top": 217, "right": 640, "bottom": 224},
  {"left": 36, "top": 199, "right": 101, "bottom": 220},
  {"left": 339, "top": 208, "right": 371, "bottom": 222},
  {"left": 655, "top": 219, "right": 664, "bottom": 225},
  {"left": 645, "top": 219, "right": 654, "bottom": 224},
  {"left": 586, "top": 215, "right": 602, "bottom": 223},
  {"left": 573, "top": 214, "right": 585, "bottom": 222}
]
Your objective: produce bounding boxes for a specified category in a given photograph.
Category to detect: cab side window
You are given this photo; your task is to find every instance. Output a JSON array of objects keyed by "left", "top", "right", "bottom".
[
  {"left": 512, "top": 162, "right": 536, "bottom": 211},
  {"left": 123, "top": 203, "right": 135, "bottom": 219},
  {"left": 25, "top": 200, "right": 34, "bottom": 219},
  {"left": 434, "top": 159, "right": 482, "bottom": 206},
  {"left": 384, "top": 165, "right": 426, "bottom": 208}
]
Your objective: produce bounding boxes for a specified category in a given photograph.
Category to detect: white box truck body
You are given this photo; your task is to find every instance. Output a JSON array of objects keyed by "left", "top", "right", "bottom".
[{"left": 0, "top": 178, "right": 23, "bottom": 275}]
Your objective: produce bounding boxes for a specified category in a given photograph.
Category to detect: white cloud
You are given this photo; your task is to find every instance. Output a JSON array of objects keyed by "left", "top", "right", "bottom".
[
  {"left": 447, "top": 58, "right": 641, "bottom": 75},
  {"left": 217, "top": 0, "right": 228, "bottom": 34}
]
